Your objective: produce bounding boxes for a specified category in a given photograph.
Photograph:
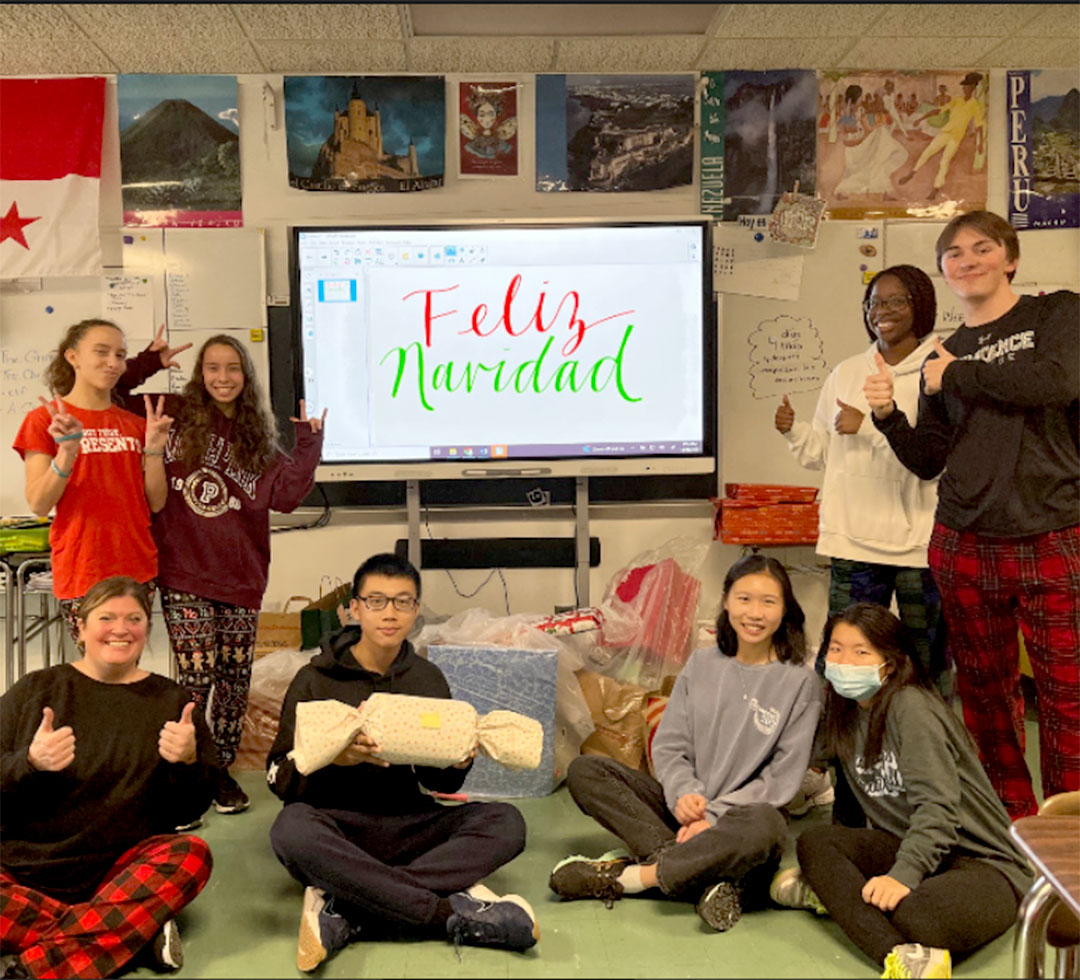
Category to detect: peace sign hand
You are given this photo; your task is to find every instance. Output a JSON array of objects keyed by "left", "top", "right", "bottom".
[
  {"left": 144, "top": 395, "right": 174, "bottom": 452},
  {"left": 289, "top": 399, "right": 327, "bottom": 434},
  {"left": 149, "top": 323, "right": 193, "bottom": 370},
  {"left": 39, "top": 396, "right": 83, "bottom": 463}
]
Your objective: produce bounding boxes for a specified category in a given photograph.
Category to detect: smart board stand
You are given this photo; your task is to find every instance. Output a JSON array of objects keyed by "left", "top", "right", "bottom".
[{"left": 402, "top": 476, "right": 596, "bottom": 607}]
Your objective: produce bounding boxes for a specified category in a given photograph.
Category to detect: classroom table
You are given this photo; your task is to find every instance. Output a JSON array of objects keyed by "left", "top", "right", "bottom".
[{"left": 1010, "top": 814, "right": 1080, "bottom": 978}]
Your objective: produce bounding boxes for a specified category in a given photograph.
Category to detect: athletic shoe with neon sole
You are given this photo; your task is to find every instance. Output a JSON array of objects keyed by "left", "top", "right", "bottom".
[
  {"left": 446, "top": 888, "right": 540, "bottom": 951},
  {"left": 149, "top": 918, "right": 183, "bottom": 971},
  {"left": 296, "top": 886, "right": 356, "bottom": 972},
  {"left": 769, "top": 866, "right": 828, "bottom": 915},
  {"left": 881, "top": 943, "right": 952, "bottom": 979},
  {"left": 548, "top": 848, "right": 632, "bottom": 908}
]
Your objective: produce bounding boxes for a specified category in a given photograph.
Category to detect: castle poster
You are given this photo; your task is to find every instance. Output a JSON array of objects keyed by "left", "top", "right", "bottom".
[
  {"left": 285, "top": 76, "right": 445, "bottom": 192},
  {"left": 118, "top": 74, "right": 242, "bottom": 227},
  {"left": 1006, "top": 70, "right": 1079, "bottom": 230}
]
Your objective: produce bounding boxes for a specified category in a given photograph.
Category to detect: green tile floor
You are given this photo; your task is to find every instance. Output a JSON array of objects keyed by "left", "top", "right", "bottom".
[{"left": 122, "top": 746, "right": 1035, "bottom": 980}]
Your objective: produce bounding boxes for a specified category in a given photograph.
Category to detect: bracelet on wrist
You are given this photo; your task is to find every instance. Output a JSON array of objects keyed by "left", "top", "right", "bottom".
[
  {"left": 143, "top": 449, "right": 165, "bottom": 457},
  {"left": 50, "top": 459, "right": 72, "bottom": 479},
  {"left": 55, "top": 431, "right": 83, "bottom": 443}
]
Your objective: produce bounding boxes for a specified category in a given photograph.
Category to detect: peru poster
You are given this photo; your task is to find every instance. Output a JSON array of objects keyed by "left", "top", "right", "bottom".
[
  {"left": 817, "top": 70, "right": 989, "bottom": 219},
  {"left": 459, "top": 81, "right": 518, "bottom": 177},
  {"left": 720, "top": 70, "right": 817, "bottom": 222},
  {"left": 535, "top": 74, "right": 694, "bottom": 192},
  {"left": 118, "top": 74, "right": 241, "bottom": 227},
  {"left": 285, "top": 76, "right": 445, "bottom": 192},
  {"left": 1006, "top": 70, "right": 1079, "bottom": 230}
]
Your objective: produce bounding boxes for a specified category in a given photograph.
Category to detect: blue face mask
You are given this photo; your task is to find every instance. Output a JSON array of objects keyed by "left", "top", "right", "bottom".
[{"left": 825, "top": 661, "right": 885, "bottom": 701}]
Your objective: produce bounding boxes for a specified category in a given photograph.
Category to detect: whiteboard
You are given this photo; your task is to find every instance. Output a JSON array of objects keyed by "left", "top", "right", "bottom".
[
  {"left": 720, "top": 218, "right": 884, "bottom": 488},
  {"left": 1, "top": 227, "right": 268, "bottom": 517}
]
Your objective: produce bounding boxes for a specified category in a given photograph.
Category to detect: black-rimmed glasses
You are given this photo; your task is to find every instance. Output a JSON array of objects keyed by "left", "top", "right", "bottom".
[
  {"left": 355, "top": 594, "right": 419, "bottom": 612},
  {"left": 864, "top": 295, "right": 911, "bottom": 314}
]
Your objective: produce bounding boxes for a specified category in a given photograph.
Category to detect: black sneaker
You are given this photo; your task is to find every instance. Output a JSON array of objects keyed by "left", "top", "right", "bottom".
[
  {"left": 213, "top": 769, "right": 250, "bottom": 814},
  {"left": 446, "top": 886, "right": 539, "bottom": 951},
  {"left": 174, "top": 816, "right": 203, "bottom": 832},
  {"left": 696, "top": 880, "right": 742, "bottom": 931},
  {"left": 297, "top": 886, "right": 357, "bottom": 972},
  {"left": 149, "top": 919, "right": 183, "bottom": 971},
  {"left": 548, "top": 848, "right": 631, "bottom": 908}
]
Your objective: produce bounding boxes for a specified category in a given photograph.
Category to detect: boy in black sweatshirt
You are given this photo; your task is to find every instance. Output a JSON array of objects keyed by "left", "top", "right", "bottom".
[{"left": 267, "top": 553, "right": 537, "bottom": 971}]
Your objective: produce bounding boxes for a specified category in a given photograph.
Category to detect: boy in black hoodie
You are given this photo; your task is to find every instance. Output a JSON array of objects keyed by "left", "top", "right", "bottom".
[{"left": 267, "top": 553, "right": 537, "bottom": 971}]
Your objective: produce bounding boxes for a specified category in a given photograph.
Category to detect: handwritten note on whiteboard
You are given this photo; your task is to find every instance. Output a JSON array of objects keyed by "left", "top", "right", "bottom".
[
  {"left": 102, "top": 274, "right": 155, "bottom": 336},
  {"left": 746, "top": 315, "right": 827, "bottom": 400}
]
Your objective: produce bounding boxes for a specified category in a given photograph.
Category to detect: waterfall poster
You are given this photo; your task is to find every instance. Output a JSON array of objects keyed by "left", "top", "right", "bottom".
[
  {"left": 1006, "top": 70, "right": 1079, "bottom": 230},
  {"left": 535, "top": 74, "right": 694, "bottom": 192},
  {"left": 720, "top": 70, "right": 817, "bottom": 222},
  {"left": 818, "top": 70, "right": 989, "bottom": 219}
]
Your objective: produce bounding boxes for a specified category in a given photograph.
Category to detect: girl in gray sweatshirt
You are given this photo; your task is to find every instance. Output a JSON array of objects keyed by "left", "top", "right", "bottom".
[{"left": 771, "top": 602, "right": 1032, "bottom": 979}]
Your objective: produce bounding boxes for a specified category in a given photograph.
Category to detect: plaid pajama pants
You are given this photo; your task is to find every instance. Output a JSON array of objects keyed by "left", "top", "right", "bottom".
[
  {"left": 929, "top": 522, "right": 1080, "bottom": 820},
  {"left": 160, "top": 588, "right": 259, "bottom": 769},
  {"left": 0, "top": 834, "right": 212, "bottom": 979}
]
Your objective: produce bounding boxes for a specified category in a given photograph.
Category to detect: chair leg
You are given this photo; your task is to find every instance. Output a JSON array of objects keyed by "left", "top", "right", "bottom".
[{"left": 1052, "top": 944, "right": 1079, "bottom": 980}]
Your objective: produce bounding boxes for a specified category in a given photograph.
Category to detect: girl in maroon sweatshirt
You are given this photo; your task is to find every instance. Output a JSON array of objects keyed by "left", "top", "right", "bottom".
[{"left": 121, "top": 333, "right": 324, "bottom": 818}]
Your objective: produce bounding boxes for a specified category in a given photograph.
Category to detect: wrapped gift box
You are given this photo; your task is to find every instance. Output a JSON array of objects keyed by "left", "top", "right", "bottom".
[
  {"left": 711, "top": 484, "right": 819, "bottom": 545},
  {"left": 427, "top": 644, "right": 558, "bottom": 798}
]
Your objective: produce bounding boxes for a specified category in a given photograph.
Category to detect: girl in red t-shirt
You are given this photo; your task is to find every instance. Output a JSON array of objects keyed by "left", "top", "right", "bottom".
[{"left": 13, "top": 319, "right": 182, "bottom": 636}]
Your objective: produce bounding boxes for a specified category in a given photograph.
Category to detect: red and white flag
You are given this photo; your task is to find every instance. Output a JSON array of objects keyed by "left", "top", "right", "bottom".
[{"left": 1, "top": 76, "right": 105, "bottom": 277}]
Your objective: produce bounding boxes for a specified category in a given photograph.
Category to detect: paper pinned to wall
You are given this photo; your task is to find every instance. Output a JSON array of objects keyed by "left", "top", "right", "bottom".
[
  {"left": 102, "top": 274, "right": 156, "bottom": 336},
  {"left": 712, "top": 223, "right": 804, "bottom": 301}
]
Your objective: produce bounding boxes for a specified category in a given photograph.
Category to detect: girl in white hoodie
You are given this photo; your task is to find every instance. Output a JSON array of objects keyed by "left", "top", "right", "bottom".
[{"left": 774, "top": 265, "right": 946, "bottom": 696}]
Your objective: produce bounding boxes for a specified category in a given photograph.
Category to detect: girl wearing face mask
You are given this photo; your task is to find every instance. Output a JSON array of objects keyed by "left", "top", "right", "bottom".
[{"left": 769, "top": 603, "right": 1032, "bottom": 980}]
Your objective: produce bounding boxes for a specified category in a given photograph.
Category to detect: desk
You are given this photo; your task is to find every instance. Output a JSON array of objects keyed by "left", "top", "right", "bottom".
[{"left": 1011, "top": 815, "right": 1080, "bottom": 978}]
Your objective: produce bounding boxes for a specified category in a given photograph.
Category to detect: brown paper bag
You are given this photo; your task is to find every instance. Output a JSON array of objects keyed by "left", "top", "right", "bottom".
[
  {"left": 576, "top": 669, "right": 647, "bottom": 770},
  {"left": 254, "top": 595, "right": 310, "bottom": 658}
]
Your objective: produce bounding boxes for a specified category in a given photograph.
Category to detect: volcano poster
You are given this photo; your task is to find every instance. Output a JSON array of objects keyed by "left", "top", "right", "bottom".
[{"left": 118, "top": 74, "right": 241, "bottom": 227}]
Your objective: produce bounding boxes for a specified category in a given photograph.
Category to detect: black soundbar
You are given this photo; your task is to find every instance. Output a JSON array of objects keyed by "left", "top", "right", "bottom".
[{"left": 394, "top": 537, "right": 601, "bottom": 570}]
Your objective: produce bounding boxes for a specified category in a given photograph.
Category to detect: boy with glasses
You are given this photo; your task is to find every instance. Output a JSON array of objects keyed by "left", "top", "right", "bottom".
[{"left": 267, "top": 553, "right": 537, "bottom": 971}]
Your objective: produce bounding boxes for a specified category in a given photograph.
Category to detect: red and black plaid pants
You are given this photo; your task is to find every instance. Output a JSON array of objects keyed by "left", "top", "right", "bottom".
[
  {"left": 929, "top": 522, "right": 1080, "bottom": 820},
  {"left": 1, "top": 835, "right": 212, "bottom": 979}
]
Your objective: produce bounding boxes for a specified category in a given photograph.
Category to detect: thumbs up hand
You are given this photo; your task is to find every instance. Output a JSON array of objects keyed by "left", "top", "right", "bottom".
[
  {"left": 834, "top": 398, "right": 865, "bottom": 435},
  {"left": 28, "top": 707, "right": 76, "bottom": 772},
  {"left": 158, "top": 701, "right": 198, "bottom": 764},
  {"left": 864, "top": 351, "right": 896, "bottom": 419},
  {"left": 774, "top": 394, "right": 795, "bottom": 434},
  {"left": 921, "top": 336, "right": 955, "bottom": 396}
]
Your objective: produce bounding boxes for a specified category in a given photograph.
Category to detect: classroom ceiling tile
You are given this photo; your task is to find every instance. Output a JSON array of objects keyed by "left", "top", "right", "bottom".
[
  {"left": 711, "top": 4, "right": 885, "bottom": 38},
  {"left": 870, "top": 4, "right": 1050, "bottom": 37},
  {"left": 698, "top": 36, "right": 853, "bottom": 70},
  {"left": 976, "top": 35, "right": 1080, "bottom": 68},
  {"left": 98, "top": 35, "right": 266, "bottom": 74},
  {"left": 2, "top": 4, "right": 85, "bottom": 41},
  {"left": 555, "top": 37, "right": 707, "bottom": 73},
  {"left": 0, "top": 38, "right": 117, "bottom": 75},
  {"left": 840, "top": 35, "right": 1001, "bottom": 70},
  {"left": 408, "top": 3, "right": 721, "bottom": 37},
  {"left": 409, "top": 37, "right": 554, "bottom": 73},
  {"left": 254, "top": 39, "right": 408, "bottom": 73},
  {"left": 232, "top": 3, "right": 403, "bottom": 40},
  {"left": 1015, "top": 4, "right": 1080, "bottom": 36},
  {"left": 63, "top": 3, "right": 240, "bottom": 42}
]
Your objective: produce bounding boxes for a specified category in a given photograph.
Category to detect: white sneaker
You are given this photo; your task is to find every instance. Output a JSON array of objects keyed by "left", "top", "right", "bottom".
[
  {"left": 769, "top": 866, "right": 828, "bottom": 915},
  {"left": 786, "top": 768, "right": 835, "bottom": 815}
]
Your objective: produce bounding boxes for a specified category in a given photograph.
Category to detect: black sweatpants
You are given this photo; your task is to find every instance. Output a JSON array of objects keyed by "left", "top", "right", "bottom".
[
  {"left": 796, "top": 823, "right": 1020, "bottom": 966},
  {"left": 566, "top": 755, "right": 787, "bottom": 902},
  {"left": 270, "top": 800, "right": 526, "bottom": 931}
]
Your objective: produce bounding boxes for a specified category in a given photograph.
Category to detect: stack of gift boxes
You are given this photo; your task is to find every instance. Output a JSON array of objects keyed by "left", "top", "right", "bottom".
[{"left": 711, "top": 483, "right": 819, "bottom": 546}]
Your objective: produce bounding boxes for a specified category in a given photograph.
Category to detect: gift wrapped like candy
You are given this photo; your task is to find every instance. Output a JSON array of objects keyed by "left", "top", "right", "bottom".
[{"left": 291, "top": 693, "right": 543, "bottom": 775}]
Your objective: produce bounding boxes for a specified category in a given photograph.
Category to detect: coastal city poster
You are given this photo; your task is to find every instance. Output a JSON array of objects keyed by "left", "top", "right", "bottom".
[
  {"left": 284, "top": 75, "right": 445, "bottom": 192},
  {"left": 535, "top": 74, "right": 694, "bottom": 192}
]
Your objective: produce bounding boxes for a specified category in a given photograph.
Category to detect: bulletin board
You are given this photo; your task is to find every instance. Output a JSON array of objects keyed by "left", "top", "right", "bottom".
[{"left": 1, "top": 227, "right": 268, "bottom": 517}]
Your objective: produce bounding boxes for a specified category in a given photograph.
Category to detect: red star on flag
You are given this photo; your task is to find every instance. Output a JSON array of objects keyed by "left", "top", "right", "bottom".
[{"left": 0, "top": 201, "right": 40, "bottom": 249}]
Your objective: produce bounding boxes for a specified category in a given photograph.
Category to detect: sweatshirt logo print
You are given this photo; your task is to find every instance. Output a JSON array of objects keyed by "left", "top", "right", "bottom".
[
  {"left": 181, "top": 469, "right": 233, "bottom": 517},
  {"left": 961, "top": 329, "right": 1035, "bottom": 365},
  {"left": 853, "top": 749, "right": 904, "bottom": 798},
  {"left": 747, "top": 696, "right": 780, "bottom": 735}
]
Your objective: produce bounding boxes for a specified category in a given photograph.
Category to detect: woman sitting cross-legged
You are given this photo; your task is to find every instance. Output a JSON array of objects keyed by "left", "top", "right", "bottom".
[
  {"left": 770, "top": 603, "right": 1033, "bottom": 980},
  {"left": 549, "top": 554, "right": 823, "bottom": 931},
  {"left": 0, "top": 576, "right": 216, "bottom": 979}
]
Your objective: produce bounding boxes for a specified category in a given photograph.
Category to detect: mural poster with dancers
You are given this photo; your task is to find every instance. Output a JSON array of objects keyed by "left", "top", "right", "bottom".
[{"left": 817, "top": 70, "right": 989, "bottom": 219}]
